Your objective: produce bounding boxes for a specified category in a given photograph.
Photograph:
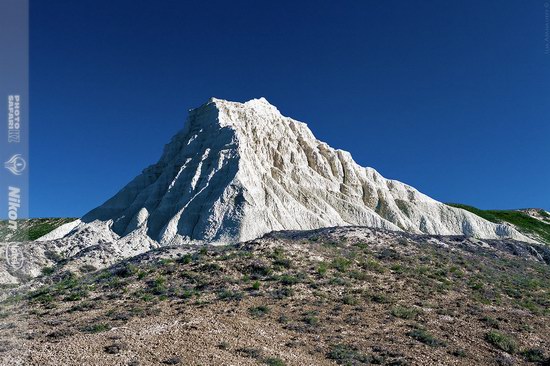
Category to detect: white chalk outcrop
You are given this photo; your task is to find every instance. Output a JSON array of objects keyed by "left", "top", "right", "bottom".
[
  {"left": 75, "top": 97, "right": 529, "bottom": 245},
  {"left": 36, "top": 220, "right": 81, "bottom": 241}
]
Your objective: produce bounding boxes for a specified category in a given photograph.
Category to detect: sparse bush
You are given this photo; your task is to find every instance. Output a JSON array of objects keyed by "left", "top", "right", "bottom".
[
  {"left": 31, "top": 289, "right": 54, "bottom": 305},
  {"left": 106, "top": 277, "right": 127, "bottom": 290},
  {"left": 279, "top": 274, "right": 299, "bottom": 286},
  {"left": 391, "top": 305, "right": 420, "bottom": 320},
  {"left": 41, "top": 267, "right": 55, "bottom": 276},
  {"left": 278, "top": 315, "right": 289, "bottom": 324},
  {"left": 32, "top": 283, "right": 67, "bottom": 303},
  {"left": 218, "top": 290, "right": 244, "bottom": 301},
  {"left": 273, "top": 257, "right": 292, "bottom": 269},
  {"left": 449, "top": 266, "right": 464, "bottom": 277},
  {"left": 467, "top": 278, "right": 484, "bottom": 291},
  {"left": 317, "top": 262, "right": 328, "bottom": 276},
  {"left": 249, "top": 305, "right": 270, "bottom": 318},
  {"left": 96, "top": 270, "right": 114, "bottom": 281},
  {"left": 114, "top": 263, "right": 137, "bottom": 278},
  {"left": 322, "top": 241, "right": 341, "bottom": 249},
  {"left": 363, "top": 259, "right": 385, "bottom": 273},
  {"left": 366, "top": 292, "right": 392, "bottom": 304},
  {"left": 303, "top": 313, "right": 319, "bottom": 326},
  {"left": 179, "top": 288, "right": 195, "bottom": 299},
  {"left": 272, "top": 287, "right": 294, "bottom": 299},
  {"left": 377, "top": 248, "right": 400, "bottom": 260},
  {"left": 451, "top": 349, "right": 467, "bottom": 358},
  {"left": 342, "top": 294, "right": 359, "bottom": 305},
  {"left": 332, "top": 257, "right": 351, "bottom": 272},
  {"left": 247, "top": 260, "right": 272, "bottom": 278},
  {"left": 56, "top": 273, "right": 78, "bottom": 288},
  {"left": 481, "top": 316, "right": 499, "bottom": 329},
  {"left": 521, "top": 348, "right": 545, "bottom": 362},
  {"left": 200, "top": 262, "right": 222, "bottom": 273},
  {"left": 397, "top": 238, "right": 409, "bottom": 246},
  {"left": 486, "top": 331, "right": 517, "bottom": 354},
  {"left": 348, "top": 269, "right": 369, "bottom": 281},
  {"left": 81, "top": 323, "right": 110, "bottom": 333},
  {"left": 149, "top": 275, "right": 167, "bottom": 295},
  {"left": 108, "top": 310, "right": 131, "bottom": 321},
  {"left": 46, "top": 328, "right": 74, "bottom": 341},
  {"left": 64, "top": 289, "right": 88, "bottom": 302},
  {"left": 329, "top": 276, "right": 350, "bottom": 287},
  {"left": 408, "top": 328, "right": 444, "bottom": 347},
  {"left": 263, "top": 357, "right": 286, "bottom": 366},
  {"left": 79, "top": 264, "right": 97, "bottom": 273},
  {"left": 237, "top": 347, "right": 262, "bottom": 359},
  {"left": 44, "top": 250, "right": 63, "bottom": 262},
  {"left": 327, "top": 344, "right": 372, "bottom": 364},
  {"left": 178, "top": 254, "right": 192, "bottom": 264},
  {"left": 271, "top": 248, "right": 291, "bottom": 268},
  {"left": 390, "top": 264, "right": 405, "bottom": 274}
]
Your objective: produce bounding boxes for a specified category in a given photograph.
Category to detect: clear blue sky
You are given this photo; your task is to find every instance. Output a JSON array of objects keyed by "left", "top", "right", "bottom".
[{"left": 30, "top": 0, "right": 550, "bottom": 218}]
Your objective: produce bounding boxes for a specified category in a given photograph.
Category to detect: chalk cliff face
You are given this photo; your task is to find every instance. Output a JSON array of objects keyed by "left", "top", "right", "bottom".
[{"left": 75, "top": 97, "right": 529, "bottom": 245}]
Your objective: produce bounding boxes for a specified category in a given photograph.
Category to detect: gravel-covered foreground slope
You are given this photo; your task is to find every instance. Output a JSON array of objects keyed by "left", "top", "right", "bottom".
[
  {"left": 1, "top": 227, "right": 549, "bottom": 365},
  {"left": 77, "top": 97, "right": 530, "bottom": 246}
]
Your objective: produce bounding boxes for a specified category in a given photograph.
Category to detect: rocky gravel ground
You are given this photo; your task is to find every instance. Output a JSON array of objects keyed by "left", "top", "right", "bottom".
[{"left": 0, "top": 227, "right": 549, "bottom": 365}]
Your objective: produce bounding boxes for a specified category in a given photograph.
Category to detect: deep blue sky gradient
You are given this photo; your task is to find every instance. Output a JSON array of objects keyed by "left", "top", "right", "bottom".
[{"left": 30, "top": 0, "right": 550, "bottom": 217}]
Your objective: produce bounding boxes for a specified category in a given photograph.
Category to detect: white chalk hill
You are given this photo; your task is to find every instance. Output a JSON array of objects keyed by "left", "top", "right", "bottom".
[{"left": 71, "top": 97, "right": 528, "bottom": 246}]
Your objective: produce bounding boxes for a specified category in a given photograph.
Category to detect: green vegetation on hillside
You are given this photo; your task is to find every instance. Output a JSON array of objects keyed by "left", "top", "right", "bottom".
[
  {"left": 0, "top": 218, "right": 77, "bottom": 241},
  {"left": 4, "top": 228, "right": 549, "bottom": 364},
  {"left": 447, "top": 204, "right": 550, "bottom": 244}
]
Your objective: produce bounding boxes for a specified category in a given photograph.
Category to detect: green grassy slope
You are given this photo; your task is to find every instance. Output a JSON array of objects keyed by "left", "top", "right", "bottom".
[
  {"left": 0, "top": 218, "right": 77, "bottom": 241},
  {"left": 447, "top": 204, "right": 550, "bottom": 244}
]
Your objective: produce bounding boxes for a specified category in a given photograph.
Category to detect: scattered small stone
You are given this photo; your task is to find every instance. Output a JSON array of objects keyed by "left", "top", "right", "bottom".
[
  {"left": 103, "top": 342, "right": 127, "bottom": 354},
  {"left": 162, "top": 357, "right": 181, "bottom": 364}
]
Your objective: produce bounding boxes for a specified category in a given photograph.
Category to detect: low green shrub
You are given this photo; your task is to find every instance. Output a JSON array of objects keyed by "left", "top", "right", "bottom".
[{"left": 485, "top": 331, "right": 517, "bottom": 353}]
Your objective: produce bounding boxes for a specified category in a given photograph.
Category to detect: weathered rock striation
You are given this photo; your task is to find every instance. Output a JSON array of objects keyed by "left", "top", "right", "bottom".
[{"left": 77, "top": 97, "right": 530, "bottom": 245}]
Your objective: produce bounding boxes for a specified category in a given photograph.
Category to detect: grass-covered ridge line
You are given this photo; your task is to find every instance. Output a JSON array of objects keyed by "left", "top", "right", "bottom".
[
  {"left": 447, "top": 203, "right": 550, "bottom": 244},
  {"left": 0, "top": 218, "right": 77, "bottom": 241}
]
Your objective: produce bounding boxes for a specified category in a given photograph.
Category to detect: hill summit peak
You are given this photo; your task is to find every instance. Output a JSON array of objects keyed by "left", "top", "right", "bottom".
[{"left": 74, "top": 98, "right": 530, "bottom": 246}]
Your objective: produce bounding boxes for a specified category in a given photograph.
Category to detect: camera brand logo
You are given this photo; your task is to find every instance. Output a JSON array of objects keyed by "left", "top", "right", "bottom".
[
  {"left": 4, "top": 244, "right": 24, "bottom": 270},
  {"left": 4, "top": 154, "right": 26, "bottom": 175}
]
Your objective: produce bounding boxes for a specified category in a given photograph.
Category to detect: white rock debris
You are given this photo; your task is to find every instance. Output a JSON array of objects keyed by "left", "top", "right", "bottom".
[{"left": 68, "top": 97, "right": 530, "bottom": 246}]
